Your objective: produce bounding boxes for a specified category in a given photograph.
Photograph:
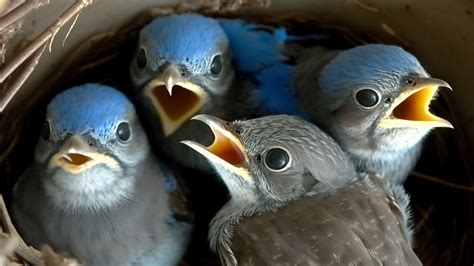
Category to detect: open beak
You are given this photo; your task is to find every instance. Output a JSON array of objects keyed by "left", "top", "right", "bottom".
[
  {"left": 380, "top": 77, "right": 453, "bottom": 129},
  {"left": 50, "top": 135, "right": 118, "bottom": 174},
  {"left": 144, "top": 65, "right": 208, "bottom": 137},
  {"left": 180, "top": 114, "right": 252, "bottom": 182}
]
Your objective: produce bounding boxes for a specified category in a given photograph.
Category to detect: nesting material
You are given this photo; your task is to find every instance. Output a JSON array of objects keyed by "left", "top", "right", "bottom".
[{"left": 0, "top": 1, "right": 473, "bottom": 265}]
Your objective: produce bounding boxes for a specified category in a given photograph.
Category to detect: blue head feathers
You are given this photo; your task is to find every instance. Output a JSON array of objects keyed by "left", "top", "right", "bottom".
[
  {"left": 319, "top": 44, "right": 428, "bottom": 101},
  {"left": 141, "top": 13, "right": 228, "bottom": 74},
  {"left": 47, "top": 83, "right": 133, "bottom": 144}
]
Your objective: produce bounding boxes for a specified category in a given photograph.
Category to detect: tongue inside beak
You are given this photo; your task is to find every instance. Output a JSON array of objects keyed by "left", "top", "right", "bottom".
[
  {"left": 145, "top": 82, "right": 206, "bottom": 137},
  {"left": 181, "top": 115, "right": 252, "bottom": 182},
  {"left": 181, "top": 114, "right": 248, "bottom": 167},
  {"left": 60, "top": 153, "right": 93, "bottom": 166},
  {"left": 384, "top": 86, "right": 453, "bottom": 128},
  {"left": 206, "top": 129, "right": 246, "bottom": 166},
  {"left": 152, "top": 85, "right": 201, "bottom": 121}
]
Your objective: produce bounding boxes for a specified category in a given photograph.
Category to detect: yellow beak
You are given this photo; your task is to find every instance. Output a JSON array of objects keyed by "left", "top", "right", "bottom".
[
  {"left": 144, "top": 65, "right": 208, "bottom": 137},
  {"left": 181, "top": 114, "right": 252, "bottom": 182},
  {"left": 380, "top": 77, "right": 453, "bottom": 129},
  {"left": 50, "top": 135, "right": 118, "bottom": 174}
]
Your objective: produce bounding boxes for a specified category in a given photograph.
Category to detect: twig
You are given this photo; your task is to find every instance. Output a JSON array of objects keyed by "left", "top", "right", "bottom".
[
  {"left": 62, "top": 12, "right": 80, "bottom": 47},
  {"left": 0, "top": 44, "right": 46, "bottom": 112},
  {"left": 0, "top": 233, "right": 19, "bottom": 266},
  {"left": 0, "top": 126, "right": 20, "bottom": 162},
  {"left": 0, "top": 0, "right": 49, "bottom": 32},
  {"left": 0, "top": 0, "right": 93, "bottom": 84},
  {"left": 412, "top": 171, "right": 474, "bottom": 192},
  {"left": 348, "top": 0, "right": 379, "bottom": 13},
  {"left": 0, "top": 195, "right": 43, "bottom": 265},
  {"left": 0, "top": 0, "right": 91, "bottom": 81},
  {"left": 414, "top": 205, "right": 434, "bottom": 231}
]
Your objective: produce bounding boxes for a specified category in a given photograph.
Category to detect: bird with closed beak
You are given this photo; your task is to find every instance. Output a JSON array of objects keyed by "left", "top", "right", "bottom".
[
  {"left": 182, "top": 114, "right": 420, "bottom": 265},
  {"left": 11, "top": 84, "right": 192, "bottom": 266}
]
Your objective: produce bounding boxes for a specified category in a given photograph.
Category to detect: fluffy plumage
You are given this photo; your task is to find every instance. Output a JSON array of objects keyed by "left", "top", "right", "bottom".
[
  {"left": 184, "top": 114, "right": 418, "bottom": 265},
  {"left": 130, "top": 13, "right": 238, "bottom": 172},
  {"left": 48, "top": 83, "right": 130, "bottom": 143},
  {"left": 319, "top": 45, "right": 427, "bottom": 106},
  {"left": 141, "top": 14, "right": 228, "bottom": 74},
  {"left": 11, "top": 84, "right": 192, "bottom": 266},
  {"left": 220, "top": 19, "right": 307, "bottom": 116},
  {"left": 293, "top": 44, "right": 453, "bottom": 184}
]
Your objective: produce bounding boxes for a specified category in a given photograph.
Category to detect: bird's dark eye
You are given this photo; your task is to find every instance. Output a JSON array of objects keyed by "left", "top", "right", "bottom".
[
  {"left": 265, "top": 148, "right": 290, "bottom": 171},
  {"left": 42, "top": 121, "right": 51, "bottom": 141},
  {"left": 116, "top": 122, "right": 131, "bottom": 142},
  {"left": 210, "top": 55, "right": 222, "bottom": 76},
  {"left": 355, "top": 89, "right": 380, "bottom": 108},
  {"left": 136, "top": 48, "right": 147, "bottom": 69},
  {"left": 405, "top": 78, "right": 416, "bottom": 86}
]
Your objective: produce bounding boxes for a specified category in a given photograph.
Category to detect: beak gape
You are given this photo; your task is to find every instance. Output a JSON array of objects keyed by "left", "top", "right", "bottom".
[
  {"left": 381, "top": 77, "right": 453, "bottom": 129},
  {"left": 181, "top": 114, "right": 252, "bottom": 182},
  {"left": 51, "top": 135, "right": 118, "bottom": 174},
  {"left": 144, "top": 65, "right": 208, "bottom": 137}
]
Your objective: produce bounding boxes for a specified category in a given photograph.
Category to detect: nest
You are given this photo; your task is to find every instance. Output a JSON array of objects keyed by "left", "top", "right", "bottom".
[{"left": 0, "top": 1, "right": 473, "bottom": 265}]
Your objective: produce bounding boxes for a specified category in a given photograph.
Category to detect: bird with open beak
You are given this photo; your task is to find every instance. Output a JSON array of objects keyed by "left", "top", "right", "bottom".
[
  {"left": 11, "top": 84, "right": 192, "bottom": 266},
  {"left": 182, "top": 114, "right": 420, "bottom": 266},
  {"left": 130, "top": 13, "right": 240, "bottom": 172},
  {"left": 293, "top": 44, "right": 453, "bottom": 184}
]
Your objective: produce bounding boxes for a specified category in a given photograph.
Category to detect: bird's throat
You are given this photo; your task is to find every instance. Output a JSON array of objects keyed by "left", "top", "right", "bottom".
[{"left": 144, "top": 80, "right": 208, "bottom": 137}]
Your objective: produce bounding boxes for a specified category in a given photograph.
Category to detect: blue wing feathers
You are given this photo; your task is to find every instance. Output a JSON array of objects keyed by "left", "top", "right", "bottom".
[
  {"left": 220, "top": 19, "right": 309, "bottom": 117},
  {"left": 256, "top": 64, "right": 309, "bottom": 118},
  {"left": 219, "top": 19, "right": 289, "bottom": 73}
]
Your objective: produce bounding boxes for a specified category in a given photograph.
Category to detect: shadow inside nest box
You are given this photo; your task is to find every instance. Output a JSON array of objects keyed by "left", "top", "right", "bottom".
[{"left": 1, "top": 11, "right": 473, "bottom": 266}]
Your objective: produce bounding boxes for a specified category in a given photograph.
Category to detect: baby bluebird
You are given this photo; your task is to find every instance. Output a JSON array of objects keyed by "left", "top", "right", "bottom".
[
  {"left": 293, "top": 44, "right": 453, "bottom": 184},
  {"left": 130, "top": 13, "right": 239, "bottom": 171},
  {"left": 129, "top": 14, "right": 296, "bottom": 172},
  {"left": 11, "top": 84, "right": 192, "bottom": 266},
  {"left": 182, "top": 114, "right": 419, "bottom": 266}
]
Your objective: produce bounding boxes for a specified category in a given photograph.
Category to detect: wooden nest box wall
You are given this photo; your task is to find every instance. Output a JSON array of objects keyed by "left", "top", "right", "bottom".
[{"left": 0, "top": 0, "right": 473, "bottom": 265}]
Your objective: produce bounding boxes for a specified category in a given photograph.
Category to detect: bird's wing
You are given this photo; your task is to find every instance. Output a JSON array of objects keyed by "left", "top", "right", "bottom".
[
  {"left": 231, "top": 174, "right": 421, "bottom": 265},
  {"left": 219, "top": 19, "right": 307, "bottom": 117},
  {"left": 10, "top": 166, "right": 48, "bottom": 247}
]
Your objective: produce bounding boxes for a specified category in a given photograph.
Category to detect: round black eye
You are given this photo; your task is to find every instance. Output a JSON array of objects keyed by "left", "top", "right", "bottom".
[
  {"left": 136, "top": 48, "right": 147, "bottom": 69},
  {"left": 265, "top": 148, "right": 290, "bottom": 171},
  {"left": 210, "top": 55, "right": 222, "bottom": 76},
  {"left": 116, "top": 122, "right": 131, "bottom": 142},
  {"left": 42, "top": 121, "right": 51, "bottom": 141},
  {"left": 405, "top": 78, "right": 416, "bottom": 86},
  {"left": 355, "top": 89, "right": 379, "bottom": 108}
]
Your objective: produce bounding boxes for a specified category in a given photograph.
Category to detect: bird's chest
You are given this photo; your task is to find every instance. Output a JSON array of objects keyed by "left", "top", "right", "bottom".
[{"left": 40, "top": 207, "right": 158, "bottom": 266}]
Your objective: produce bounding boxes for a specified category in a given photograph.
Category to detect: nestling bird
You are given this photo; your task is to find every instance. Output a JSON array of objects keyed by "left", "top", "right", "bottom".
[
  {"left": 182, "top": 114, "right": 420, "bottom": 266},
  {"left": 293, "top": 44, "right": 453, "bottom": 184},
  {"left": 130, "top": 13, "right": 238, "bottom": 171},
  {"left": 11, "top": 84, "right": 192, "bottom": 266},
  {"left": 129, "top": 14, "right": 296, "bottom": 171}
]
